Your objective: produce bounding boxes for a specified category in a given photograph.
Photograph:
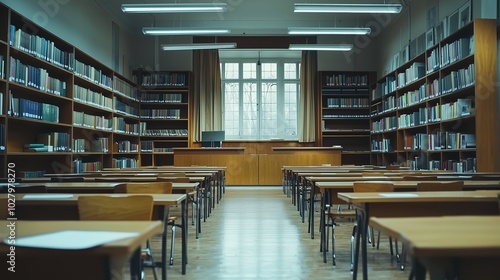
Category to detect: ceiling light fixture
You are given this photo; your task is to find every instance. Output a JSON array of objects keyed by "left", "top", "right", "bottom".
[
  {"left": 143, "top": 27, "right": 231, "bottom": 35},
  {"left": 122, "top": 3, "right": 227, "bottom": 13},
  {"left": 161, "top": 43, "right": 237, "bottom": 50},
  {"left": 288, "top": 44, "right": 353, "bottom": 51},
  {"left": 288, "top": 27, "right": 371, "bottom": 35},
  {"left": 294, "top": 3, "right": 402, "bottom": 14}
]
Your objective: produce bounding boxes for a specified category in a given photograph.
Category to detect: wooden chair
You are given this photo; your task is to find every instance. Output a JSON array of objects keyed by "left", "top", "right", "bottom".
[
  {"left": 385, "top": 165, "right": 400, "bottom": 170},
  {"left": 324, "top": 188, "right": 356, "bottom": 268},
  {"left": 116, "top": 182, "right": 179, "bottom": 266},
  {"left": 403, "top": 175, "right": 437, "bottom": 181},
  {"left": 77, "top": 195, "right": 156, "bottom": 279},
  {"left": 416, "top": 181, "right": 464, "bottom": 191},
  {"left": 353, "top": 182, "right": 396, "bottom": 265}
]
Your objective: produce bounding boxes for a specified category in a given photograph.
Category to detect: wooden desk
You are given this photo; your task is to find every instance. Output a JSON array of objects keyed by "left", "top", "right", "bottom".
[
  {"left": 0, "top": 220, "right": 162, "bottom": 280},
  {"left": 337, "top": 190, "right": 500, "bottom": 280},
  {"left": 370, "top": 216, "right": 500, "bottom": 280},
  {"left": 2, "top": 193, "right": 188, "bottom": 279}
]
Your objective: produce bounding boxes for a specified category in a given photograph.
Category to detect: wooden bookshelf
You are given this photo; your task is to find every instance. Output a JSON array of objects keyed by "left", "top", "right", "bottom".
[
  {"left": 370, "top": 19, "right": 498, "bottom": 172},
  {"left": 317, "top": 71, "right": 375, "bottom": 165},
  {"left": 0, "top": 3, "right": 142, "bottom": 177},
  {"left": 135, "top": 70, "right": 192, "bottom": 167}
]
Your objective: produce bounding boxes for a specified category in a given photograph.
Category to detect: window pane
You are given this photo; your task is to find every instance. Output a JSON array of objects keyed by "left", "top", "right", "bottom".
[
  {"left": 284, "top": 83, "right": 298, "bottom": 136},
  {"left": 242, "top": 83, "right": 257, "bottom": 136},
  {"left": 243, "top": 63, "right": 256, "bottom": 79},
  {"left": 224, "top": 83, "right": 240, "bottom": 136},
  {"left": 261, "top": 63, "right": 277, "bottom": 79},
  {"left": 261, "top": 82, "right": 277, "bottom": 136},
  {"left": 284, "top": 63, "right": 297, "bottom": 79},
  {"left": 224, "top": 63, "right": 239, "bottom": 79}
]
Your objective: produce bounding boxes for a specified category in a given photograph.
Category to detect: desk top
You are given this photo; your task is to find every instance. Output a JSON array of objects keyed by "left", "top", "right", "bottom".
[
  {"left": 0, "top": 220, "right": 162, "bottom": 256},
  {"left": 337, "top": 190, "right": 500, "bottom": 203},
  {"left": 315, "top": 180, "right": 500, "bottom": 190},
  {"left": 370, "top": 216, "right": 500, "bottom": 257},
  {"left": 1, "top": 193, "right": 187, "bottom": 206}
]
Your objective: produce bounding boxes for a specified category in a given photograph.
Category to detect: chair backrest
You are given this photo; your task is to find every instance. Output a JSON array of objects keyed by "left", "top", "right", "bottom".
[
  {"left": 353, "top": 181, "right": 395, "bottom": 192},
  {"left": 0, "top": 198, "right": 7, "bottom": 219},
  {"left": 361, "top": 172, "right": 384, "bottom": 177},
  {"left": 417, "top": 181, "right": 464, "bottom": 192},
  {"left": 77, "top": 195, "right": 153, "bottom": 221},
  {"left": 115, "top": 181, "right": 173, "bottom": 194},
  {"left": 403, "top": 175, "right": 437, "bottom": 181},
  {"left": 158, "top": 177, "right": 190, "bottom": 183},
  {"left": 385, "top": 165, "right": 400, "bottom": 170}
]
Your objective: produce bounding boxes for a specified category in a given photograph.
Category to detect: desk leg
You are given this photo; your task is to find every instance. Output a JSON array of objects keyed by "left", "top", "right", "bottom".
[
  {"left": 352, "top": 209, "right": 362, "bottom": 280},
  {"left": 182, "top": 199, "right": 187, "bottom": 275},
  {"left": 361, "top": 208, "right": 368, "bottom": 280},
  {"left": 130, "top": 247, "right": 142, "bottom": 280},
  {"left": 161, "top": 207, "right": 170, "bottom": 280},
  {"left": 320, "top": 190, "right": 327, "bottom": 263},
  {"left": 309, "top": 182, "right": 315, "bottom": 239}
]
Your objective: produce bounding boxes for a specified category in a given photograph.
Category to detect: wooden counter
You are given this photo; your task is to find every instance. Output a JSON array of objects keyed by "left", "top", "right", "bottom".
[{"left": 174, "top": 146, "right": 341, "bottom": 185}]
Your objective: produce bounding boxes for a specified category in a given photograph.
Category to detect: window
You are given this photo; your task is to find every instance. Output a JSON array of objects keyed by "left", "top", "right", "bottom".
[{"left": 221, "top": 59, "right": 300, "bottom": 140}]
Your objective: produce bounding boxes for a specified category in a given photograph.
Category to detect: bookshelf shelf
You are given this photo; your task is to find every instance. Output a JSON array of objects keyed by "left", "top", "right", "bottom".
[
  {"left": 370, "top": 19, "right": 498, "bottom": 172},
  {"left": 317, "top": 71, "right": 375, "bottom": 165},
  {"left": 135, "top": 69, "right": 192, "bottom": 167}
]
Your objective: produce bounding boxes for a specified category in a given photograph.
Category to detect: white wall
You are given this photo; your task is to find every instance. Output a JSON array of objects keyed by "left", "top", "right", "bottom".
[{"left": 0, "top": 0, "right": 134, "bottom": 78}]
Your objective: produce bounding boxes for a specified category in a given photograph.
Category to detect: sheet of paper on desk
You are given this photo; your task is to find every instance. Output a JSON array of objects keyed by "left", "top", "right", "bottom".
[
  {"left": 378, "top": 193, "right": 419, "bottom": 198},
  {"left": 22, "top": 194, "right": 74, "bottom": 199},
  {"left": 4, "top": 230, "right": 139, "bottom": 250}
]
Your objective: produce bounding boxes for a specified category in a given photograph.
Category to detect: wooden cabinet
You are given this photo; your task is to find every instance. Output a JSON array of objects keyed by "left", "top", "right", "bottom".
[
  {"left": 317, "top": 71, "right": 375, "bottom": 165},
  {"left": 135, "top": 70, "right": 192, "bottom": 167},
  {"left": 370, "top": 19, "right": 498, "bottom": 172}
]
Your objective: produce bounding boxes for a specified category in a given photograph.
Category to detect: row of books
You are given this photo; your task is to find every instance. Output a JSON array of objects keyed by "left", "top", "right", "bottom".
[
  {"left": 153, "top": 147, "right": 174, "bottom": 153},
  {"left": 138, "top": 72, "right": 188, "bottom": 87},
  {"left": 140, "top": 93, "right": 184, "bottom": 103},
  {"left": 0, "top": 55, "right": 4, "bottom": 79},
  {"left": 73, "top": 137, "right": 109, "bottom": 153},
  {"left": 371, "top": 116, "right": 397, "bottom": 133},
  {"left": 142, "top": 129, "right": 188, "bottom": 136},
  {"left": 73, "top": 85, "right": 113, "bottom": 110},
  {"left": 398, "top": 108, "right": 429, "bottom": 128},
  {"left": 74, "top": 59, "right": 113, "bottom": 89},
  {"left": 408, "top": 158, "right": 476, "bottom": 173},
  {"left": 113, "top": 157, "right": 138, "bottom": 169},
  {"left": 325, "top": 98, "right": 370, "bottom": 108},
  {"left": 73, "top": 159, "right": 102, "bottom": 173},
  {"left": 323, "top": 114, "right": 370, "bottom": 119},
  {"left": 397, "top": 62, "right": 425, "bottom": 89},
  {"left": 0, "top": 92, "right": 3, "bottom": 115},
  {"left": 0, "top": 124, "right": 5, "bottom": 152},
  {"left": 113, "top": 117, "right": 142, "bottom": 135},
  {"left": 323, "top": 88, "right": 369, "bottom": 95},
  {"left": 116, "top": 140, "right": 139, "bottom": 153},
  {"left": 140, "top": 109, "right": 181, "bottom": 119},
  {"left": 9, "top": 94, "right": 60, "bottom": 123},
  {"left": 371, "top": 139, "right": 393, "bottom": 152},
  {"left": 396, "top": 84, "right": 427, "bottom": 108},
  {"left": 27, "top": 132, "right": 71, "bottom": 152},
  {"left": 140, "top": 141, "right": 153, "bottom": 152},
  {"left": 440, "top": 64, "right": 475, "bottom": 94},
  {"left": 323, "top": 74, "right": 368, "bottom": 86},
  {"left": 439, "top": 36, "right": 474, "bottom": 68},
  {"left": 9, "top": 57, "right": 67, "bottom": 96},
  {"left": 114, "top": 76, "right": 138, "bottom": 101},
  {"left": 114, "top": 97, "right": 139, "bottom": 117},
  {"left": 73, "top": 111, "right": 113, "bottom": 131},
  {"left": 372, "top": 76, "right": 396, "bottom": 100},
  {"left": 9, "top": 25, "right": 74, "bottom": 70},
  {"left": 404, "top": 132, "right": 476, "bottom": 151},
  {"left": 18, "top": 170, "right": 46, "bottom": 178}
]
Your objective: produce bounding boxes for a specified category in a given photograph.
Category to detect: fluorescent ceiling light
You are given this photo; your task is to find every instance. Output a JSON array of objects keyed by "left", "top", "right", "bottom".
[
  {"left": 288, "top": 27, "right": 371, "bottom": 35},
  {"left": 294, "top": 3, "right": 402, "bottom": 14},
  {"left": 161, "top": 43, "right": 237, "bottom": 50},
  {"left": 122, "top": 3, "right": 227, "bottom": 13},
  {"left": 289, "top": 44, "right": 353, "bottom": 51},
  {"left": 143, "top": 27, "right": 231, "bottom": 35}
]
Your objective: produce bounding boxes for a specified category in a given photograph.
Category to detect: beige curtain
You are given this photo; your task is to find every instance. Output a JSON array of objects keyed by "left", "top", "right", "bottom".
[
  {"left": 193, "top": 50, "right": 223, "bottom": 142},
  {"left": 298, "top": 50, "right": 317, "bottom": 142}
]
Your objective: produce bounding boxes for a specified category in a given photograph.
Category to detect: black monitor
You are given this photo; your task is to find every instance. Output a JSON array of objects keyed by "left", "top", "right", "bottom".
[{"left": 201, "top": 131, "right": 225, "bottom": 148}]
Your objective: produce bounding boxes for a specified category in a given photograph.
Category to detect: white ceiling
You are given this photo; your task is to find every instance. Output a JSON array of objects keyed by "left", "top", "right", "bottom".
[{"left": 95, "top": 0, "right": 409, "bottom": 36}]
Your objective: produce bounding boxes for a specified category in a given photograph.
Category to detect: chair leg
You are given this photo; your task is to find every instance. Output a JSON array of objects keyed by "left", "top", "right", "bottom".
[
  {"left": 145, "top": 239, "right": 158, "bottom": 280},
  {"left": 170, "top": 222, "right": 176, "bottom": 266},
  {"left": 350, "top": 224, "right": 357, "bottom": 271},
  {"left": 331, "top": 222, "right": 336, "bottom": 266}
]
